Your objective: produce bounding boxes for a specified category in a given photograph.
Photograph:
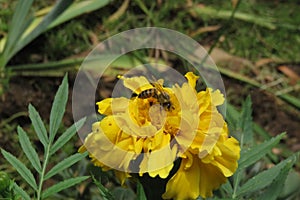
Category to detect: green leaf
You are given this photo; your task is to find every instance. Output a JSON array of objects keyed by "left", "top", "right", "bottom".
[
  {"left": 137, "top": 181, "right": 147, "bottom": 200},
  {"left": 41, "top": 176, "right": 89, "bottom": 199},
  {"left": 92, "top": 175, "right": 115, "bottom": 200},
  {"left": 111, "top": 187, "right": 135, "bottom": 200},
  {"left": 13, "top": 182, "right": 31, "bottom": 200},
  {"left": 49, "top": 74, "right": 68, "bottom": 142},
  {"left": 12, "top": 0, "right": 73, "bottom": 60},
  {"left": 278, "top": 93, "right": 300, "bottom": 110},
  {"left": 236, "top": 152, "right": 299, "bottom": 197},
  {"left": 17, "top": 126, "right": 42, "bottom": 174},
  {"left": 257, "top": 159, "right": 293, "bottom": 200},
  {"left": 1, "top": 149, "right": 37, "bottom": 190},
  {"left": 226, "top": 103, "right": 239, "bottom": 131},
  {"left": 279, "top": 170, "right": 300, "bottom": 199},
  {"left": 50, "top": 117, "right": 86, "bottom": 155},
  {"left": 44, "top": 152, "right": 88, "bottom": 180},
  {"left": 237, "top": 95, "right": 253, "bottom": 146},
  {"left": 219, "top": 181, "right": 233, "bottom": 196},
  {"left": 28, "top": 104, "right": 48, "bottom": 148},
  {"left": 0, "top": 0, "right": 34, "bottom": 66},
  {"left": 48, "top": 0, "right": 111, "bottom": 29},
  {"left": 238, "top": 132, "right": 285, "bottom": 170}
]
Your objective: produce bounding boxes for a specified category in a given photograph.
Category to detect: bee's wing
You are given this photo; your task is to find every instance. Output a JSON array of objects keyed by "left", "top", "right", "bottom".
[{"left": 157, "top": 78, "right": 164, "bottom": 85}]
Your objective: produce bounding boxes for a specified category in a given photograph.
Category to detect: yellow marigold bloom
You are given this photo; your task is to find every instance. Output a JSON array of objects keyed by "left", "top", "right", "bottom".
[{"left": 79, "top": 72, "right": 240, "bottom": 199}]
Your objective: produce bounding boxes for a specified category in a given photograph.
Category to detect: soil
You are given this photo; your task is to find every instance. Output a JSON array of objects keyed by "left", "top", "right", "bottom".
[{"left": 1, "top": 73, "right": 299, "bottom": 153}]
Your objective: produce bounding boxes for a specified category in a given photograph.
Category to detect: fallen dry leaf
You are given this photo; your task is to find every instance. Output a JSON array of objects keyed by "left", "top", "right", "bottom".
[
  {"left": 204, "top": 46, "right": 259, "bottom": 75},
  {"left": 190, "top": 25, "right": 221, "bottom": 37},
  {"left": 278, "top": 65, "right": 300, "bottom": 85},
  {"left": 231, "top": 0, "right": 239, "bottom": 8},
  {"left": 255, "top": 58, "right": 277, "bottom": 68}
]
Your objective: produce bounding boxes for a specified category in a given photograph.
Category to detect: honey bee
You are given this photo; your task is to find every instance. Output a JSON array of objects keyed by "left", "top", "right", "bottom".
[{"left": 132, "top": 81, "right": 172, "bottom": 110}]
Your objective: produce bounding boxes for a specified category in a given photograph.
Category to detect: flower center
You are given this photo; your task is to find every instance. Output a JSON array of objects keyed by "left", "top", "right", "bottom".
[{"left": 148, "top": 103, "right": 167, "bottom": 129}]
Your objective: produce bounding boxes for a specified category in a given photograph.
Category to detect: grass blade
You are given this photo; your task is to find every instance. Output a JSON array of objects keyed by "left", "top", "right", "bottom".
[
  {"left": 44, "top": 152, "right": 88, "bottom": 180},
  {"left": 48, "top": 0, "right": 110, "bottom": 29},
  {"left": 1, "top": 149, "right": 37, "bottom": 190},
  {"left": 278, "top": 93, "right": 300, "bottom": 109},
  {"left": 49, "top": 74, "right": 68, "bottom": 142},
  {"left": 41, "top": 176, "right": 89, "bottom": 199},
  {"left": 28, "top": 104, "right": 48, "bottom": 148},
  {"left": 50, "top": 117, "right": 86, "bottom": 155},
  {"left": 18, "top": 126, "right": 42, "bottom": 174},
  {"left": 0, "top": 0, "right": 34, "bottom": 66},
  {"left": 238, "top": 132, "right": 285, "bottom": 170},
  {"left": 190, "top": 6, "right": 277, "bottom": 30},
  {"left": 13, "top": 0, "right": 73, "bottom": 59},
  {"left": 13, "top": 182, "right": 31, "bottom": 200}
]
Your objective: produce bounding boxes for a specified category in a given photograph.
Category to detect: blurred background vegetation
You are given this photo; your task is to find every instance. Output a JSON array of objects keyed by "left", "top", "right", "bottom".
[{"left": 0, "top": 0, "right": 299, "bottom": 199}]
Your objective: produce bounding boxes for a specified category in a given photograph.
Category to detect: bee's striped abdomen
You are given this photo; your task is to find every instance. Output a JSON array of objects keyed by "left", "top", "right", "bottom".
[{"left": 138, "top": 88, "right": 158, "bottom": 99}]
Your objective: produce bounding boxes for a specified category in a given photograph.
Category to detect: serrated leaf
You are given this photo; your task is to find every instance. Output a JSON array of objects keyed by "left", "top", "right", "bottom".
[
  {"left": 13, "top": 182, "right": 31, "bottom": 200},
  {"left": 226, "top": 103, "right": 239, "bottom": 131},
  {"left": 137, "top": 181, "right": 147, "bottom": 200},
  {"left": 111, "top": 187, "right": 135, "bottom": 200},
  {"left": 28, "top": 104, "right": 48, "bottom": 148},
  {"left": 49, "top": 74, "right": 68, "bottom": 142},
  {"left": 257, "top": 160, "right": 292, "bottom": 200},
  {"left": 50, "top": 117, "right": 86, "bottom": 155},
  {"left": 238, "top": 96, "right": 253, "bottom": 146},
  {"left": 44, "top": 152, "right": 88, "bottom": 180},
  {"left": 18, "top": 126, "right": 42, "bottom": 173},
  {"left": 92, "top": 175, "right": 115, "bottom": 200},
  {"left": 236, "top": 152, "right": 299, "bottom": 197},
  {"left": 238, "top": 132, "right": 285, "bottom": 170},
  {"left": 1, "top": 149, "right": 37, "bottom": 190},
  {"left": 279, "top": 170, "right": 300, "bottom": 199},
  {"left": 41, "top": 176, "right": 89, "bottom": 199}
]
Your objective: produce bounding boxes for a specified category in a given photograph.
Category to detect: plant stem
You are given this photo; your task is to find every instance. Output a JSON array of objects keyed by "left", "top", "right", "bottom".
[
  {"left": 0, "top": 112, "right": 28, "bottom": 128},
  {"left": 36, "top": 143, "right": 51, "bottom": 200},
  {"left": 232, "top": 129, "right": 244, "bottom": 198}
]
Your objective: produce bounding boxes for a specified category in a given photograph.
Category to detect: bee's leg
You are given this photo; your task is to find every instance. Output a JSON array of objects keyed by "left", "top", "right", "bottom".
[{"left": 131, "top": 93, "right": 138, "bottom": 98}]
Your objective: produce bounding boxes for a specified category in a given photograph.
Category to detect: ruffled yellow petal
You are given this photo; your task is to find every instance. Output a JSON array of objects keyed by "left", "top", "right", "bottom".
[
  {"left": 185, "top": 72, "right": 199, "bottom": 89},
  {"left": 163, "top": 154, "right": 227, "bottom": 199},
  {"left": 210, "top": 137, "right": 240, "bottom": 177},
  {"left": 97, "top": 97, "right": 130, "bottom": 115},
  {"left": 118, "top": 75, "right": 153, "bottom": 93},
  {"left": 97, "top": 98, "right": 113, "bottom": 115},
  {"left": 162, "top": 156, "right": 200, "bottom": 200},
  {"left": 211, "top": 89, "right": 225, "bottom": 106},
  {"left": 139, "top": 132, "right": 176, "bottom": 177},
  {"left": 148, "top": 161, "right": 174, "bottom": 179}
]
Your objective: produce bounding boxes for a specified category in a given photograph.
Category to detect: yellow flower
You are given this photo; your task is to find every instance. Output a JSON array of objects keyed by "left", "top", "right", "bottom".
[{"left": 79, "top": 72, "right": 240, "bottom": 199}]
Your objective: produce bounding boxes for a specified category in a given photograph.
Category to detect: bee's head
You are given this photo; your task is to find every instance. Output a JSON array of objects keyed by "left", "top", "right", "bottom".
[{"left": 162, "top": 102, "right": 172, "bottom": 110}]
